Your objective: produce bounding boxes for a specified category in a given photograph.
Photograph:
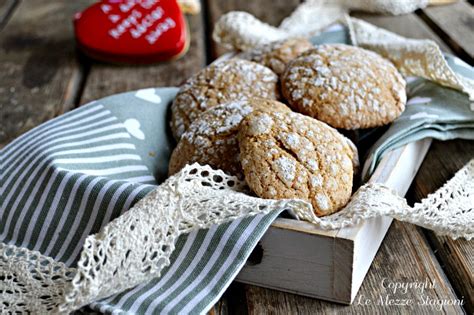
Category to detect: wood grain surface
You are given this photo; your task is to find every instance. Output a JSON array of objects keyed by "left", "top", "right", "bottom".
[
  {"left": 0, "top": 0, "right": 17, "bottom": 29},
  {"left": 408, "top": 139, "right": 474, "bottom": 314},
  {"left": 419, "top": 1, "right": 474, "bottom": 63},
  {"left": 0, "top": 0, "right": 92, "bottom": 147}
]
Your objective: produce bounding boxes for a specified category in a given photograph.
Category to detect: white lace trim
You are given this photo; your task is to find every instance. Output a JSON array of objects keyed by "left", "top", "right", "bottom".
[
  {"left": 1, "top": 160, "right": 473, "bottom": 313},
  {"left": 60, "top": 164, "right": 310, "bottom": 312},
  {"left": 0, "top": 244, "right": 75, "bottom": 313},
  {"left": 1, "top": 165, "right": 309, "bottom": 313},
  {"left": 408, "top": 159, "right": 474, "bottom": 238},
  {"left": 295, "top": 159, "right": 474, "bottom": 240}
]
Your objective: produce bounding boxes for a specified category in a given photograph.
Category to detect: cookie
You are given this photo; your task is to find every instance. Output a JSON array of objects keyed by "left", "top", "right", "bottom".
[
  {"left": 238, "top": 110, "right": 355, "bottom": 216},
  {"left": 170, "top": 59, "right": 280, "bottom": 139},
  {"left": 282, "top": 44, "right": 406, "bottom": 129},
  {"left": 168, "top": 98, "right": 291, "bottom": 177},
  {"left": 236, "top": 38, "right": 313, "bottom": 75}
]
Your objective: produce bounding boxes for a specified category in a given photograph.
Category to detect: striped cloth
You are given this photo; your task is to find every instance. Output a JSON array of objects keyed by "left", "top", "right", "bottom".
[
  {"left": 92, "top": 213, "right": 280, "bottom": 314},
  {"left": 1, "top": 102, "right": 155, "bottom": 266},
  {"left": 0, "top": 87, "right": 282, "bottom": 314}
]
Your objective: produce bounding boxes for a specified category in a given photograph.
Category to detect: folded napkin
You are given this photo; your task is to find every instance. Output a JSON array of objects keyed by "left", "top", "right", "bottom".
[
  {"left": 0, "top": 87, "right": 293, "bottom": 313},
  {"left": 1, "top": 26, "right": 473, "bottom": 314},
  {"left": 362, "top": 54, "right": 474, "bottom": 178}
]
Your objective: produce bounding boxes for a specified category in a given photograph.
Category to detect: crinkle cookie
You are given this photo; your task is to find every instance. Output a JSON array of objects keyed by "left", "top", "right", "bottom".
[
  {"left": 236, "top": 38, "right": 313, "bottom": 75},
  {"left": 168, "top": 98, "right": 291, "bottom": 177},
  {"left": 282, "top": 44, "right": 406, "bottom": 129},
  {"left": 238, "top": 110, "right": 356, "bottom": 216},
  {"left": 170, "top": 59, "right": 280, "bottom": 139}
]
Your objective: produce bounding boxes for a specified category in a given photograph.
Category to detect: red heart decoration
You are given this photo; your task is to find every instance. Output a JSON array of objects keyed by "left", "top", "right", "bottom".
[{"left": 74, "top": 0, "right": 188, "bottom": 64}]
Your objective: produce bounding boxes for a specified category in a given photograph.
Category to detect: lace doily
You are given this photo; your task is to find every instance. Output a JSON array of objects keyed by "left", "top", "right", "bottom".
[
  {"left": 213, "top": 3, "right": 474, "bottom": 102},
  {"left": 1, "top": 159, "right": 473, "bottom": 313},
  {"left": 213, "top": 0, "right": 430, "bottom": 50}
]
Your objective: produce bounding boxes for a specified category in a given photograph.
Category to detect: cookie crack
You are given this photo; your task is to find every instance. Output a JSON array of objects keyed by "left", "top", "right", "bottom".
[
  {"left": 274, "top": 136, "right": 299, "bottom": 162},
  {"left": 274, "top": 136, "right": 313, "bottom": 191}
]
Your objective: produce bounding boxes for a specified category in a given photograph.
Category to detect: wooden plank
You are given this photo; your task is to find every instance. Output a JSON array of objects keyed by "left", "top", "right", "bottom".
[
  {"left": 419, "top": 1, "right": 474, "bottom": 62},
  {"left": 79, "top": 10, "right": 206, "bottom": 104},
  {"left": 209, "top": 282, "right": 248, "bottom": 315},
  {"left": 0, "top": 0, "right": 17, "bottom": 29},
  {"left": 408, "top": 139, "right": 474, "bottom": 314},
  {"left": 236, "top": 220, "right": 339, "bottom": 301},
  {"left": 244, "top": 221, "right": 464, "bottom": 314},
  {"left": 0, "top": 0, "right": 92, "bottom": 147},
  {"left": 206, "top": 0, "right": 300, "bottom": 59}
]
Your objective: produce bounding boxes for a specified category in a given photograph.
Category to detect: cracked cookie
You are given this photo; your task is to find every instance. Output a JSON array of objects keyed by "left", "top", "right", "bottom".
[
  {"left": 282, "top": 44, "right": 406, "bottom": 129},
  {"left": 168, "top": 98, "right": 291, "bottom": 177},
  {"left": 170, "top": 59, "right": 280, "bottom": 140},
  {"left": 238, "top": 110, "right": 356, "bottom": 216},
  {"left": 236, "top": 38, "right": 313, "bottom": 75}
]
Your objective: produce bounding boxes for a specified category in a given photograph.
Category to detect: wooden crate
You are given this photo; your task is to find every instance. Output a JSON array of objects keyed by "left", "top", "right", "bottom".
[{"left": 236, "top": 138, "right": 432, "bottom": 304}]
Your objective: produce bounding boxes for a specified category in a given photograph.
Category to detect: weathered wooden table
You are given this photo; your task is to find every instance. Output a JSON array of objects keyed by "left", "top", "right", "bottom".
[{"left": 1, "top": 0, "right": 473, "bottom": 314}]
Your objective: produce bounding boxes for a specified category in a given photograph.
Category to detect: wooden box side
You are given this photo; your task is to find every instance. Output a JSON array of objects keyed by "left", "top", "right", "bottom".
[
  {"left": 235, "top": 219, "right": 354, "bottom": 303},
  {"left": 348, "top": 138, "right": 432, "bottom": 302}
]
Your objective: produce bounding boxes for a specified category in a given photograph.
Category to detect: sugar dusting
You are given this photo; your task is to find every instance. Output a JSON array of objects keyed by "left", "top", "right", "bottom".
[
  {"left": 283, "top": 44, "right": 406, "bottom": 128},
  {"left": 172, "top": 59, "right": 279, "bottom": 138},
  {"left": 248, "top": 113, "right": 274, "bottom": 135},
  {"left": 274, "top": 156, "right": 296, "bottom": 185},
  {"left": 315, "top": 193, "right": 330, "bottom": 211}
]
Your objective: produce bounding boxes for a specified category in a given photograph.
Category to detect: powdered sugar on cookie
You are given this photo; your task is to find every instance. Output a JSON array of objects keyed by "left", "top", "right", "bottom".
[
  {"left": 169, "top": 98, "right": 290, "bottom": 177},
  {"left": 236, "top": 38, "right": 313, "bottom": 75},
  {"left": 282, "top": 44, "right": 406, "bottom": 129},
  {"left": 273, "top": 156, "right": 296, "bottom": 186},
  {"left": 238, "top": 110, "right": 357, "bottom": 216},
  {"left": 170, "top": 59, "right": 280, "bottom": 139}
]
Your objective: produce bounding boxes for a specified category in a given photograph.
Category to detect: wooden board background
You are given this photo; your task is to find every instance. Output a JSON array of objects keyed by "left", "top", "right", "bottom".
[{"left": 1, "top": 0, "right": 472, "bottom": 314}]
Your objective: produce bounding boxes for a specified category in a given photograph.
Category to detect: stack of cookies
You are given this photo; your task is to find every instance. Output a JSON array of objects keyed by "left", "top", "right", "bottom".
[{"left": 169, "top": 39, "right": 406, "bottom": 216}]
